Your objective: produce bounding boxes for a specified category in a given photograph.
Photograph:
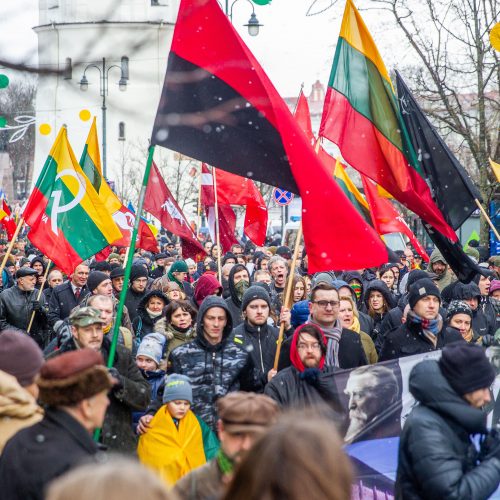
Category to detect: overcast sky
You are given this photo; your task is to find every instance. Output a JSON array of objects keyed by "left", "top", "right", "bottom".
[{"left": 0, "top": 0, "right": 413, "bottom": 97}]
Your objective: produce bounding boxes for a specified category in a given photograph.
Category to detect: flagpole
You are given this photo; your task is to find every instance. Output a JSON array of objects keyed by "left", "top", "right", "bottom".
[
  {"left": 273, "top": 222, "right": 302, "bottom": 370},
  {"left": 197, "top": 164, "right": 202, "bottom": 240},
  {"left": 0, "top": 217, "right": 24, "bottom": 279},
  {"left": 94, "top": 145, "right": 155, "bottom": 442},
  {"left": 475, "top": 199, "right": 500, "bottom": 240},
  {"left": 26, "top": 260, "right": 51, "bottom": 334},
  {"left": 212, "top": 167, "right": 223, "bottom": 283}
]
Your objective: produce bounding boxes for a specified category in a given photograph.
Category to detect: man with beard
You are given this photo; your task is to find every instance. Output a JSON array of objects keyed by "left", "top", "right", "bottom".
[
  {"left": 225, "top": 264, "right": 251, "bottom": 328},
  {"left": 174, "top": 392, "right": 279, "bottom": 500},
  {"left": 344, "top": 364, "right": 400, "bottom": 443},
  {"left": 428, "top": 249, "right": 456, "bottom": 291}
]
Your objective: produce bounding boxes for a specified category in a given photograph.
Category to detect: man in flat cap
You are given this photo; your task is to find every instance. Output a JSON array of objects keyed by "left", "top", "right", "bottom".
[
  {"left": 50, "top": 306, "right": 150, "bottom": 453},
  {"left": 0, "top": 267, "right": 49, "bottom": 348},
  {"left": 0, "top": 348, "right": 115, "bottom": 500},
  {"left": 174, "top": 392, "right": 279, "bottom": 500}
]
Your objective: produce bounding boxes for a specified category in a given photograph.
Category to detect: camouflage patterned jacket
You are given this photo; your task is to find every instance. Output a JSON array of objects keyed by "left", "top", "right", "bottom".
[{"left": 170, "top": 296, "right": 261, "bottom": 430}]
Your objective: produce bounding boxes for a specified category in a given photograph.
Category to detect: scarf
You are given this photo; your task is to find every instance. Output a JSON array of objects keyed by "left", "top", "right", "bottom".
[
  {"left": 147, "top": 308, "right": 163, "bottom": 318},
  {"left": 103, "top": 324, "right": 112, "bottom": 334},
  {"left": 307, "top": 317, "right": 342, "bottom": 368},
  {"left": 407, "top": 310, "right": 443, "bottom": 344},
  {"left": 216, "top": 448, "right": 234, "bottom": 475}
]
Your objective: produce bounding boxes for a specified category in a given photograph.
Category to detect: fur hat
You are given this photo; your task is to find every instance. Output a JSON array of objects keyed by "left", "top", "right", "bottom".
[{"left": 36, "top": 349, "right": 114, "bottom": 407}]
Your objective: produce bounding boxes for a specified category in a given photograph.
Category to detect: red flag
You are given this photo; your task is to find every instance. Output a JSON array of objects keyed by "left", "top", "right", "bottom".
[
  {"left": 144, "top": 161, "right": 205, "bottom": 259},
  {"left": 0, "top": 200, "right": 17, "bottom": 240},
  {"left": 201, "top": 164, "right": 239, "bottom": 253},
  {"left": 362, "top": 176, "right": 429, "bottom": 262},
  {"left": 151, "top": 0, "right": 388, "bottom": 271},
  {"left": 294, "top": 90, "right": 315, "bottom": 146},
  {"left": 110, "top": 205, "right": 159, "bottom": 253}
]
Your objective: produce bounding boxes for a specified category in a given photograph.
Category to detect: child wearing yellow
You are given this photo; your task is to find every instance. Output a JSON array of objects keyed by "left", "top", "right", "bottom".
[{"left": 137, "top": 374, "right": 219, "bottom": 486}]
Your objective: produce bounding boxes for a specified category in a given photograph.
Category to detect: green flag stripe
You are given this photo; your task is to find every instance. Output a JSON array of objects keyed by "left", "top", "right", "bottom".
[
  {"left": 80, "top": 144, "right": 102, "bottom": 192},
  {"left": 335, "top": 176, "right": 372, "bottom": 225}
]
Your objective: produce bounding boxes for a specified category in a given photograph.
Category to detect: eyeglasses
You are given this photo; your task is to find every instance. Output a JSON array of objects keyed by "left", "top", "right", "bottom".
[
  {"left": 297, "top": 342, "right": 321, "bottom": 351},
  {"left": 312, "top": 300, "right": 339, "bottom": 309}
]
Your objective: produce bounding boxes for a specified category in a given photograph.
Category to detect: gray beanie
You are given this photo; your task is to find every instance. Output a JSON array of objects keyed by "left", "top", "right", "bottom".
[
  {"left": 163, "top": 374, "right": 193, "bottom": 404},
  {"left": 241, "top": 285, "right": 271, "bottom": 311},
  {"left": 136, "top": 333, "right": 166, "bottom": 367}
]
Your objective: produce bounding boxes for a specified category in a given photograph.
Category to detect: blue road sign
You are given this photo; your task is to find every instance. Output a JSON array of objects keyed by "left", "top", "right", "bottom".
[{"left": 273, "top": 187, "right": 294, "bottom": 206}]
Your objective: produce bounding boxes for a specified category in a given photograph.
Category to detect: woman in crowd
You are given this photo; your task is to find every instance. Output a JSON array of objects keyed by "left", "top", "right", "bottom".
[
  {"left": 378, "top": 264, "right": 398, "bottom": 298},
  {"left": 132, "top": 290, "right": 169, "bottom": 340},
  {"left": 292, "top": 275, "right": 307, "bottom": 304},
  {"left": 362, "top": 280, "right": 396, "bottom": 342}
]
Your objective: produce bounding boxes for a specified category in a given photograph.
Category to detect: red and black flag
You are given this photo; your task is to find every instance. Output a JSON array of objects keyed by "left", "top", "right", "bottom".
[{"left": 151, "top": 0, "right": 388, "bottom": 272}]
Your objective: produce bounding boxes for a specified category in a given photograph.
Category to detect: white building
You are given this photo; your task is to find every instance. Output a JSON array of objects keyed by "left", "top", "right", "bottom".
[{"left": 34, "top": 0, "right": 179, "bottom": 185}]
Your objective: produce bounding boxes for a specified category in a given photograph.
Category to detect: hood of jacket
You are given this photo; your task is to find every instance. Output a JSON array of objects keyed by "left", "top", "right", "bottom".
[
  {"left": 451, "top": 282, "right": 481, "bottom": 302},
  {"left": 0, "top": 371, "right": 42, "bottom": 420},
  {"left": 409, "top": 359, "right": 488, "bottom": 434},
  {"left": 363, "top": 279, "right": 397, "bottom": 310},
  {"left": 228, "top": 264, "right": 250, "bottom": 307},
  {"left": 194, "top": 274, "right": 223, "bottom": 306},
  {"left": 136, "top": 290, "right": 169, "bottom": 316},
  {"left": 196, "top": 295, "right": 234, "bottom": 344}
]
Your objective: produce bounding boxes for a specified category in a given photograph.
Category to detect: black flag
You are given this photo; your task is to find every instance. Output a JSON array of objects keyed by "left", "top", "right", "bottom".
[{"left": 396, "top": 71, "right": 481, "bottom": 230}]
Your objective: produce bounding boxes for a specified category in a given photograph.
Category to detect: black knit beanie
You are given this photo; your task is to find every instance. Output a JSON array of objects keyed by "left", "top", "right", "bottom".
[
  {"left": 86, "top": 271, "right": 109, "bottom": 292},
  {"left": 241, "top": 285, "right": 271, "bottom": 311},
  {"left": 408, "top": 278, "right": 441, "bottom": 309},
  {"left": 129, "top": 264, "right": 148, "bottom": 282},
  {"left": 439, "top": 342, "right": 495, "bottom": 395}
]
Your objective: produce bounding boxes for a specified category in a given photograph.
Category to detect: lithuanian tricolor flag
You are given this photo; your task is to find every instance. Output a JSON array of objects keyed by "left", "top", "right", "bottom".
[
  {"left": 80, "top": 117, "right": 122, "bottom": 215},
  {"left": 319, "top": 0, "right": 457, "bottom": 242},
  {"left": 24, "top": 126, "right": 121, "bottom": 274}
]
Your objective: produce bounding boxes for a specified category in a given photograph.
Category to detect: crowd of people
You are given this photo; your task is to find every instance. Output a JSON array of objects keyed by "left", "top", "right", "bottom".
[{"left": 0, "top": 234, "right": 499, "bottom": 499}]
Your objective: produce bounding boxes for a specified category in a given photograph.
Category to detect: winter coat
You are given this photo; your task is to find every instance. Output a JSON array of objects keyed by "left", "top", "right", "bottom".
[
  {"left": 224, "top": 264, "right": 249, "bottom": 328},
  {"left": 49, "top": 336, "right": 150, "bottom": 453},
  {"left": 0, "top": 407, "right": 99, "bottom": 500},
  {"left": 169, "top": 296, "right": 260, "bottom": 430},
  {"left": 131, "top": 290, "right": 169, "bottom": 340},
  {"left": 0, "top": 285, "right": 49, "bottom": 348},
  {"left": 377, "top": 295, "right": 407, "bottom": 352},
  {"left": 47, "top": 281, "right": 89, "bottom": 326},
  {"left": 379, "top": 318, "right": 463, "bottom": 362},
  {"left": 396, "top": 360, "right": 500, "bottom": 500},
  {"left": 232, "top": 320, "right": 281, "bottom": 386},
  {"left": 0, "top": 371, "right": 43, "bottom": 453},
  {"left": 156, "top": 318, "right": 196, "bottom": 365},
  {"left": 362, "top": 280, "right": 397, "bottom": 342},
  {"left": 124, "top": 286, "right": 147, "bottom": 324},
  {"left": 174, "top": 457, "right": 224, "bottom": 500},
  {"left": 429, "top": 249, "right": 456, "bottom": 291},
  {"left": 132, "top": 369, "right": 166, "bottom": 429}
]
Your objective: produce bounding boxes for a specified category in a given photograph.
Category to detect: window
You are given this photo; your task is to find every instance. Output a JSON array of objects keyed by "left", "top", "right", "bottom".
[{"left": 118, "top": 122, "right": 126, "bottom": 141}]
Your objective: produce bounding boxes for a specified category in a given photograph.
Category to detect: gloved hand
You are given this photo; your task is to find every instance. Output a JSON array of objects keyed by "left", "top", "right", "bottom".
[
  {"left": 479, "top": 429, "right": 500, "bottom": 461},
  {"left": 481, "top": 335, "right": 498, "bottom": 347},
  {"left": 300, "top": 367, "right": 321, "bottom": 386},
  {"left": 31, "top": 300, "right": 41, "bottom": 311},
  {"left": 108, "top": 367, "right": 124, "bottom": 392}
]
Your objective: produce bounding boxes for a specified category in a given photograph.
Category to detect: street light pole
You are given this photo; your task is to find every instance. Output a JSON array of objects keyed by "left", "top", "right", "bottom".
[
  {"left": 223, "top": 0, "right": 263, "bottom": 36},
  {"left": 79, "top": 57, "right": 128, "bottom": 178}
]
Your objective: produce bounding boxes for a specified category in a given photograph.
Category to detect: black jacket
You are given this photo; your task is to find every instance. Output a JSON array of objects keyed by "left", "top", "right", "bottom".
[
  {"left": 224, "top": 264, "right": 249, "bottom": 328},
  {"left": 48, "top": 281, "right": 88, "bottom": 326},
  {"left": 379, "top": 319, "right": 464, "bottom": 362},
  {"left": 0, "top": 285, "right": 49, "bottom": 347},
  {"left": 362, "top": 280, "right": 397, "bottom": 341},
  {"left": 232, "top": 320, "right": 282, "bottom": 386},
  {"left": 124, "top": 286, "right": 146, "bottom": 324},
  {"left": 278, "top": 325, "right": 367, "bottom": 371},
  {"left": 48, "top": 337, "right": 150, "bottom": 453},
  {"left": 396, "top": 360, "right": 500, "bottom": 499},
  {"left": 0, "top": 407, "right": 99, "bottom": 500},
  {"left": 131, "top": 290, "right": 169, "bottom": 340}
]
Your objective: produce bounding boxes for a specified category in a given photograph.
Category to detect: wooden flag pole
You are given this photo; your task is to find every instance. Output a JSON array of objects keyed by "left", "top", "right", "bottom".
[
  {"left": 94, "top": 145, "right": 155, "bottom": 443},
  {"left": 475, "top": 199, "right": 500, "bottom": 241},
  {"left": 273, "top": 222, "right": 303, "bottom": 370},
  {"left": 212, "top": 167, "right": 223, "bottom": 283},
  {"left": 26, "top": 260, "right": 52, "bottom": 334},
  {"left": 0, "top": 217, "right": 25, "bottom": 279}
]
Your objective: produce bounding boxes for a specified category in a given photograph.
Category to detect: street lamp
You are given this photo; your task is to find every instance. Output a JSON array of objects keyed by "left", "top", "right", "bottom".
[
  {"left": 79, "top": 57, "right": 129, "bottom": 178},
  {"left": 225, "top": 0, "right": 263, "bottom": 36}
]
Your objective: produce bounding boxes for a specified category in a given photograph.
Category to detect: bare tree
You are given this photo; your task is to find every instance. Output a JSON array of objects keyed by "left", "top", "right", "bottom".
[{"left": 372, "top": 0, "right": 499, "bottom": 242}]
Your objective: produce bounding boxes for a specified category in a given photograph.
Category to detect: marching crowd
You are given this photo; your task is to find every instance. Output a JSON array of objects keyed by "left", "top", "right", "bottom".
[{"left": 0, "top": 235, "right": 499, "bottom": 499}]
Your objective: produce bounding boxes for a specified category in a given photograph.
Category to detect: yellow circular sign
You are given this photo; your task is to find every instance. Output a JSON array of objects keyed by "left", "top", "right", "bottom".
[
  {"left": 491, "top": 22, "right": 500, "bottom": 52},
  {"left": 79, "top": 109, "right": 91, "bottom": 121},
  {"left": 39, "top": 123, "right": 52, "bottom": 135}
]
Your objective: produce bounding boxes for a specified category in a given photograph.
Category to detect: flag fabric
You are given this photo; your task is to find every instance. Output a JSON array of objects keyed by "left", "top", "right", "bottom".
[
  {"left": 80, "top": 119, "right": 158, "bottom": 253},
  {"left": 144, "top": 161, "right": 205, "bottom": 259},
  {"left": 319, "top": 0, "right": 457, "bottom": 242},
  {"left": 200, "top": 164, "right": 239, "bottom": 253},
  {"left": 362, "top": 176, "right": 429, "bottom": 262},
  {"left": 23, "top": 126, "right": 122, "bottom": 275},
  {"left": 200, "top": 163, "right": 267, "bottom": 246},
  {"left": 0, "top": 199, "right": 17, "bottom": 240},
  {"left": 294, "top": 89, "right": 315, "bottom": 145},
  {"left": 151, "top": 0, "right": 388, "bottom": 272},
  {"left": 489, "top": 158, "right": 500, "bottom": 183},
  {"left": 396, "top": 72, "right": 481, "bottom": 229}
]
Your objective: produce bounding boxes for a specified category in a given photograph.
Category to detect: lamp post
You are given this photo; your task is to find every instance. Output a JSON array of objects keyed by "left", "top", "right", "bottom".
[
  {"left": 224, "top": 0, "right": 264, "bottom": 36},
  {"left": 79, "top": 57, "right": 128, "bottom": 178}
]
